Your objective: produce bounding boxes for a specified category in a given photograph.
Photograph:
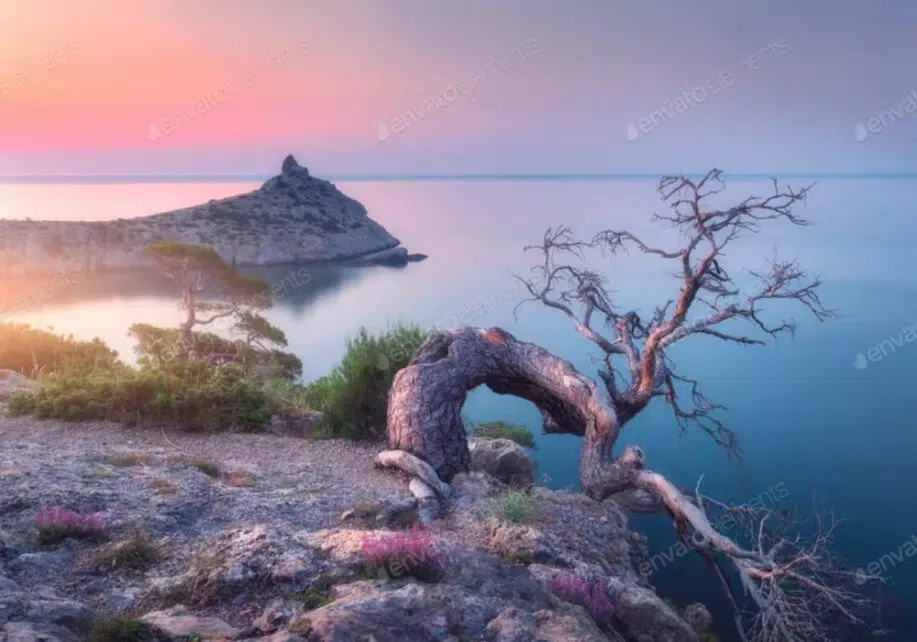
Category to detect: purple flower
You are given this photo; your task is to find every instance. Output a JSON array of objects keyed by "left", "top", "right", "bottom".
[
  {"left": 547, "top": 573, "right": 617, "bottom": 632},
  {"left": 34, "top": 507, "right": 105, "bottom": 544},
  {"left": 361, "top": 525, "right": 447, "bottom": 582}
]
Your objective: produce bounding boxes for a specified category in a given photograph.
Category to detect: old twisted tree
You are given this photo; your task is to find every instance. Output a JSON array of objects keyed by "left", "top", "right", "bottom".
[{"left": 376, "top": 170, "right": 873, "bottom": 641}]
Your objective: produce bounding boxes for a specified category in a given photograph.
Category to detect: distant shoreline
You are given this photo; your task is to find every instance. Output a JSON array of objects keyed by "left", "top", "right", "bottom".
[{"left": 2, "top": 171, "right": 917, "bottom": 184}]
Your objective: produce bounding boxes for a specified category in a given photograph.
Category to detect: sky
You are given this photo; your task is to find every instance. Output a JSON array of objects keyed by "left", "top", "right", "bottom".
[{"left": 0, "top": 0, "right": 915, "bottom": 177}]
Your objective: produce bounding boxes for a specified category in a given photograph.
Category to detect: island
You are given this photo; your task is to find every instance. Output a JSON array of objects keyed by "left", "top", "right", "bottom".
[{"left": 0, "top": 155, "right": 425, "bottom": 277}]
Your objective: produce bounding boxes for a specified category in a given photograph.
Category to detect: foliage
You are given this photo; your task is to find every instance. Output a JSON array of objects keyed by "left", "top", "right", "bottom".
[
  {"left": 88, "top": 617, "right": 155, "bottom": 642},
  {"left": 303, "top": 324, "right": 428, "bottom": 439},
  {"left": 361, "top": 525, "right": 447, "bottom": 583},
  {"left": 128, "top": 323, "right": 302, "bottom": 381},
  {"left": 547, "top": 573, "right": 617, "bottom": 633},
  {"left": 8, "top": 361, "right": 271, "bottom": 431},
  {"left": 233, "top": 310, "right": 287, "bottom": 348},
  {"left": 470, "top": 420, "right": 536, "bottom": 448},
  {"left": 0, "top": 322, "right": 119, "bottom": 376},
  {"left": 142, "top": 242, "right": 279, "bottom": 360},
  {"left": 34, "top": 507, "right": 106, "bottom": 545},
  {"left": 492, "top": 489, "right": 535, "bottom": 523},
  {"left": 95, "top": 533, "right": 159, "bottom": 569},
  {"left": 188, "top": 458, "right": 220, "bottom": 477}
]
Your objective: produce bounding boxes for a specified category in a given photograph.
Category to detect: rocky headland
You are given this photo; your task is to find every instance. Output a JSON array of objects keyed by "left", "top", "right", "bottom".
[
  {"left": 0, "top": 155, "right": 424, "bottom": 278},
  {"left": 0, "top": 414, "right": 713, "bottom": 641}
]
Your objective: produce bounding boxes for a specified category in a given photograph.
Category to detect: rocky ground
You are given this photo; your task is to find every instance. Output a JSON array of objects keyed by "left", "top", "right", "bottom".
[{"left": 0, "top": 416, "right": 712, "bottom": 641}]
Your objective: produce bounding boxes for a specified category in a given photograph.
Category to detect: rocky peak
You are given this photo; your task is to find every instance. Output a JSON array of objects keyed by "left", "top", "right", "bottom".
[
  {"left": 261, "top": 154, "right": 316, "bottom": 192},
  {"left": 280, "top": 154, "right": 308, "bottom": 177}
]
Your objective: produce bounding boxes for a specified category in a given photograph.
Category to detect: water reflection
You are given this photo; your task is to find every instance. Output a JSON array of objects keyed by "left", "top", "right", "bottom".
[{"left": 0, "top": 263, "right": 384, "bottom": 364}]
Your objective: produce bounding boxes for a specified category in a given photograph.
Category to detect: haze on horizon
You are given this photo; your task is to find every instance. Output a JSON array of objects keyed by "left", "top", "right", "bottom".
[{"left": 0, "top": 0, "right": 915, "bottom": 177}]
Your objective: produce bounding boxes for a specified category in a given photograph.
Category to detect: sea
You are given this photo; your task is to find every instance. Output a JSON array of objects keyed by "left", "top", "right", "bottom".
[{"left": 1, "top": 176, "right": 916, "bottom": 640}]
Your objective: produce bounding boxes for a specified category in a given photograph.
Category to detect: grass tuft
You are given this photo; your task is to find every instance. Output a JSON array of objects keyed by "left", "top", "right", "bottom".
[
  {"left": 492, "top": 489, "right": 535, "bottom": 524},
  {"left": 88, "top": 617, "right": 155, "bottom": 642},
  {"left": 103, "top": 452, "right": 150, "bottom": 467},
  {"left": 95, "top": 533, "right": 159, "bottom": 569},
  {"left": 470, "top": 420, "right": 536, "bottom": 448}
]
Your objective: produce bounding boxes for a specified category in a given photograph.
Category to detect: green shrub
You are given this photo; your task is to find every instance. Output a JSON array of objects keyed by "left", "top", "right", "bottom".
[
  {"left": 470, "top": 420, "right": 536, "bottom": 449},
  {"left": 88, "top": 616, "right": 155, "bottom": 642},
  {"left": 8, "top": 361, "right": 271, "bottom": 432},
  {"left": 493, "top": 489, "right": 535, "bottom": 523},
  {"left": 302, "top": 324, "right": 428, "bottom": 439},
  {"left": 0, "top": 322, "right": 119, "bottom": 376}
]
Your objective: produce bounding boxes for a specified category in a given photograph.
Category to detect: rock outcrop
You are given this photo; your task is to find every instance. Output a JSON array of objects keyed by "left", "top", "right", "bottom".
[
  {"left": 0, "top": 418, "right": 713, "bottom": 642},
  {"left": 0, "top": 155, "right": 424, "bottom": 276}
]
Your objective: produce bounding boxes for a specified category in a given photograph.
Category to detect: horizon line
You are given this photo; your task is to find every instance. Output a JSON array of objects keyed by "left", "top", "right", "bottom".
[{"left": 2, "top": 171, "right": 917, "bottom": 184}]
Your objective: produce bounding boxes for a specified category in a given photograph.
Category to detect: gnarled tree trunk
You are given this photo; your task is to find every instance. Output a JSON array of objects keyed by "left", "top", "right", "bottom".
[
  {"left": 387, "top": 326, "right": 639, "bottom": 494},
  {"left": 380, "top": 326, "right": 869, "bottom": 642}
]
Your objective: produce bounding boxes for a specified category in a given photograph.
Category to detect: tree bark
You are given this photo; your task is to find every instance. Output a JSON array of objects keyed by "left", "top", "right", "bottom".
[{"left": 387, "top": 326, "right": 650, "bottom": 493}]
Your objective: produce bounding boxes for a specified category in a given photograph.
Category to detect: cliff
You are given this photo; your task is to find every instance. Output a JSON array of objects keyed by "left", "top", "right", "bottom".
[{"left": 0, "top": 155, "right": 421, "bottom": 276}]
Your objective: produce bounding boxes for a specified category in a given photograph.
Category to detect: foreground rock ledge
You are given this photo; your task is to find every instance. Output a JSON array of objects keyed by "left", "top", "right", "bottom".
[{"left": 0, "top": 420, "right": 711, "bottom": 641}]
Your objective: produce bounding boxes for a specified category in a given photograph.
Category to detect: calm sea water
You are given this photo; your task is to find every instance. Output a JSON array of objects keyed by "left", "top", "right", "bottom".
[{"left": 2, "top": 179, "right": 916, "bottom": 640}]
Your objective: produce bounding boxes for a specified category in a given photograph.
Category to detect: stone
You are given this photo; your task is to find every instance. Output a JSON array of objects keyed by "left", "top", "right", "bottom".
[
  {"left": 489, "top": 523, "right": 560, "bottom": 566},
  {"left": 100, "top": 588, "right": 137, "bottom": 613},
  {"left": 683, "top": 602, "right": 713, "bottom": 635},
  {"left": 0, "top": 574, "right": 18, "bottom": 593},
  {"left": 24, "top": 598, "right": 94, "bottom": 635},
  {"left": 2, "top": 621, "right": 82, "bottom": 642},
  {"left": 12, "top": 551, "right": 72, "bottom": 571},
  {"left": 253, "top": 602, "right": 294, "bottom": 633},
  {"left": 268, "top": 411, "right": 326, "bottom": 439},
  {"left": 141, "top": 605, "right": 239, "bottom": 639},
  {"left": 225, "top": 562, "right": 255, "bottom": 584},
  {"left": 602, "top": 577, "right": 699, "bottom": 642},
  {"left": 469, "top": 439, "right": 535, "bottom": 486}
]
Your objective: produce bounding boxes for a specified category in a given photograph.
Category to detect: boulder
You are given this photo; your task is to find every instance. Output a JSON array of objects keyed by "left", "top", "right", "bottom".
[
  {"left": 268, "top": 411, "right": 326, "bottom": 439},
  {"left": 24, "top": 598, "right": 93, "bottom": 635},
  {"left": 683, "top": 602, "right": 713, "bottom": 636},
  {"left": 489, "top": 522, "right": 561, "bottom": 566},
  {"left": 141, "top": 605, "right": 238, "bottom": 640},
  {"left": 298, "top": 580, "right": 609, "bottom": 642},
  {"left": 2, "top": 621, "right": 82, "bottom": 642},
  {"left": 469, "top": 438, "right": 535, "bottom": 486}
]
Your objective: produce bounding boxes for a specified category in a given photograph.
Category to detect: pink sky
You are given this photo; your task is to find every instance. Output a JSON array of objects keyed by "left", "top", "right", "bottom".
[{"left": 0, "top": 1, "right": 915, "bottom": 175}]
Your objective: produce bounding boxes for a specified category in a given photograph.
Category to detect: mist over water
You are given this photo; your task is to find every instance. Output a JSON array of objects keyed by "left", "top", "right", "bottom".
[{"left": 2, "top": 178, "right": 916, "bottom": 639}]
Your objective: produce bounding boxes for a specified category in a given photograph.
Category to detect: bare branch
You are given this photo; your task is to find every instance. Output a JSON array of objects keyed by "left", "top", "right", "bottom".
[{"left": 517, "top": 170, "right": 831, "bottom": 451}]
